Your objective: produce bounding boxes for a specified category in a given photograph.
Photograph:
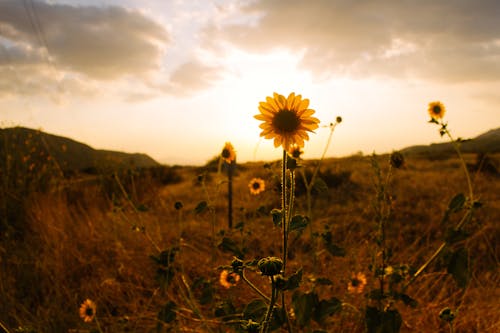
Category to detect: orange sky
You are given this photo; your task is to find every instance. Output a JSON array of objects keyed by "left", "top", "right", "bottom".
[{"left": 1, "top": 0, "right": 499, "bottom": 165}]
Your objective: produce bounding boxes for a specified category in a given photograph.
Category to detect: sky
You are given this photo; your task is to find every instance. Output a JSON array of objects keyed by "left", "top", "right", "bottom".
[{"left": 1, "top": 0, "right": 499, "bottom": 165}]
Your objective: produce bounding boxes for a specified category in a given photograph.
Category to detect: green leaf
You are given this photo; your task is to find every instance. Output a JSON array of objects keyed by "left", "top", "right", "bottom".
[
  {"left": 235, "top": 221, "right": 245, "bottom": 231},
  {"left": 137, "top": 203, "right": 148, "bottom": 212},
  {"left": 313, "top": 177, "right": 329, "bottom": 194},
  {"left": 155, "top": 266, "right": 175, "bottom": 290},
  {"left": 157, "top": 301, "right": 176, "bottom": 331},
  {"left": 442, "top": 194, "right": 466, "bottom": 224},
  {"left": 194, "top": 201, "right": 208, "bottom": 214},
  {"left": 367, "top": 289, "right": 385, "bottom": 301},
  {"left": 283, "top": 268, "right": 303, "bottom": 291},
  {"left": 243, "top": 299, "right": 268, "bottom": 322},
  {"left": 389, "top": 272, "right": 404, "bottom": 284},
  {"left": 448, "top": 193, "right": 466, "bottom": 212},
  {"left": 271, "top": 208, "right": 283, "bottom": 227},
  {"left": 191, "top": 277, "right": 213, "bottom": 305},
  {"left": 365, "top": 306, "right": 402, "bottom": 333},
  {"left": 214, "top": 300, "right": 236, "bottom": 318},
  {"left": 315, "top": 277, "right": 333, "bottom": 286},
  {"left": 218, "top": 237, "right": 244, "bottom": 258},
  {"left": 150, "top": 247, "right": 178, "bottom": 290},
  {"left": 313, "top": 297, "right": 342, "bottom": 324},
  {"left": 321, "top": 231, "right": 346, "bottom": 257},
  {"left": 292, "top": 291, "right": 318, "bottom": 326},
  {"left": 289, "top": 215, "right": 309, "bottom": 232},
  {"left": 445, "top": 228, "right": 470, "bottom": 244},
  {"left": 472, "top": 200, "right": 482, "bottom": 209},
  {"left": 399, "top": 294, "right": 418, "bottom": 308},
  {"left": 269, "top": 307, "right": 286, "bottom": 331},
  {"left": 447, "top": 247, "right": 470, "bottom": 288}
]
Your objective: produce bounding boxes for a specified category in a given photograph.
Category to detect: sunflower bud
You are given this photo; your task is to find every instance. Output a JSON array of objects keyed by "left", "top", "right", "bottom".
[
  {"left": 287, "top": 157, "right": 298, "bottom": 170},
  {"left": 439, "top": 307, "right": 456, "bottom": 323},
  {"left": 231, "top": 257, "right": 244, "bottom": 274},
  {"left": 258, "top": 256, "right": 283, "bottom": 277},
  {"left": 390, "top": 152, "right": 405, "bottom": 169}
]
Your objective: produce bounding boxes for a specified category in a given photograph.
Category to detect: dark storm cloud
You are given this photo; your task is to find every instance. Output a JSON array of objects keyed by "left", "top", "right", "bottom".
[{"left": 206, "top": 0, "right": 500, "bottom": 82}]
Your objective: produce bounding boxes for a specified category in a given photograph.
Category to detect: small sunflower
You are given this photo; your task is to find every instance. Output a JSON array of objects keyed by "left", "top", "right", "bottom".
[
  {"left": 428, "top": 101, "right": 446, "bottom": 120},
  {"left": 219, "top": 269, "right": 240, "bottom": 289},
  {"left": 287, "top": 144, "right": 303, "bottom": 159},
  {"left": 347, "top": 272, "right": 367, "bottom": 294},
  {"left": 79, "top": 299, "right": 96, "bottom": 323},
  {"left": 221, "top": 142, "right": 236, "bottom": 164},
  {"left": 255, "top": 92, "right": 320, "bottom": 151},
  {"left": 248, "top": 178, "right": 266, "bottom": 195}
]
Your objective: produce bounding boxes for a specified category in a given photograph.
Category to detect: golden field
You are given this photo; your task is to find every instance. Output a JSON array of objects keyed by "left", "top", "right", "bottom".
[{"left": 0, "top": 152, "right": 499, "bottom": 332}]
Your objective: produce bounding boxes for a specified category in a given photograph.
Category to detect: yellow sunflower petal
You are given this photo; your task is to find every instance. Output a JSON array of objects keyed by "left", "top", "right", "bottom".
[
  {"left": 259, "top": 102, "right": 277, "bottom": 115},
  {"left": 286, "top": 93, "right": 296, "bottom": 109},
  {"left": 254, "top": 114, "right": 272, "bottom": 121},
  {"left": 297, "top": 109, "right": 315, "bottom": 117},
  {"left": 298, "top": 98, "right": 310, "bottom": 111},
  {"left": 266, "top": 96, "right": 280, "bottom": 111},
  {"left": 274, "top": 92, "right": 286, "bottom": 109}
]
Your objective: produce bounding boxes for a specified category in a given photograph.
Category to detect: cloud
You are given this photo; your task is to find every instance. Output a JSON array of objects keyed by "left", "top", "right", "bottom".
[
  {"left": 168, "top": 60, "right": 223, "bottom": 94},
  {"left": 0, "top": 0, "right": 169, "bottom": 97},
  {"left": 205, "top": 0, "right": 500, "bottom": 82}
]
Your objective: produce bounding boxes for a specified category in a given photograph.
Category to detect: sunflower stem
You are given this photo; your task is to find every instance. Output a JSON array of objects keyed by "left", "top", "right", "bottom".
[
  {"left": 442, "top": 125, "right": 474, "bottom": 201},
  {"left": 260, "top": 276, "right": 277, "bottom": 333},
  {"left": 94, "top": 316, "right": 104, "bottom": 333},
  {"left": 227, "top": 161, "right": 234, "bottom": 229},
  {"left": 282, "top": 150, "right": 288, "bottom": 273},
  {"left": 403, "top": 120, "right": 477, "bottom": 292},
  {"left": 242, "top": 270, "right": 271, "bottom": 303}
]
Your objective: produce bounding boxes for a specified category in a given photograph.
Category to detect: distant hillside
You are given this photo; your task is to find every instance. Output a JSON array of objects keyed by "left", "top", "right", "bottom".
[
  {"left": 401, "top": 127, "right": 500, "bottom": 156},
  {"left": 0, "top": 127, "right": 160, "bottom": 174}
]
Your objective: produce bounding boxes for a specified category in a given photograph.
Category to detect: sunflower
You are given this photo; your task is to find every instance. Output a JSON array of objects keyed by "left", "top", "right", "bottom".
[
  {"left": 287, "top": 144, "right": 303, "bottom": 159},
  {"left": 248, "top": 178, "right": 266, "bottom": 195},
  {"left": 255, "top": 92, "right": 320, "bottom": 151},
  {"left": 221, "top": 142, "right": 236, "bottom": 164},
  {"left": 219, "top": 269, "right": 240, "bottom": 289},
  {"left": 79, "top": 299, "right": 96, "bottom": 323},
  {"left": 347, "top": 272, "right": 367, "bottom": 294},
  {"left": 428, "top": 101, "right": 446, "bottom": 120}
]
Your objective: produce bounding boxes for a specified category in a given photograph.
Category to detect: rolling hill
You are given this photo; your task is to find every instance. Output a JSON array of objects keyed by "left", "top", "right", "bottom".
[
  {"left": 400, "top": 127, "right": 500, "bottom": 155},
  {"left": 0, "top": 127, "right": 160, "bottom": 174}
]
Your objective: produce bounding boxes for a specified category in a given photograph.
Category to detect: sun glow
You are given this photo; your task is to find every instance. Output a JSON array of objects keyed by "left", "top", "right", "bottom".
[{"left": 211, "top": 48, "right": 318, "bottom": 161}]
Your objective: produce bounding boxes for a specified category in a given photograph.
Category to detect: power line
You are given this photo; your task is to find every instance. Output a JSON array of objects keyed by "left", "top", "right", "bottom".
[
  {"left": 22, "top": 0, "right": 65, "bottom": 95},
  {"left": 29, "top": 0, "right": 52, "bottom": 63}
]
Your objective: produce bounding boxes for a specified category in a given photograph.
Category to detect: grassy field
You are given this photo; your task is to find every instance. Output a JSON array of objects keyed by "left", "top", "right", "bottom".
[{"left": 0, "top": 152, "right": 499, "bottom": 332}]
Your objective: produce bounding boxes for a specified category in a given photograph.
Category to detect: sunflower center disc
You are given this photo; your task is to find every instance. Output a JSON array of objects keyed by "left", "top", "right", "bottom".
[{"left": 272, "top": 110, "right": 300, "bottom": 133}]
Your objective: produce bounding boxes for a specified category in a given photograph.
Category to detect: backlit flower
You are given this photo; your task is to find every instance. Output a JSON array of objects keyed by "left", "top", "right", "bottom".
[
  {"left": 248, "top": 178, "right": 265, "bottom": 195},
  {"left": 347, "top": 272, "right": 367, "bottom": 294},
  {"left": 255, "top": 92, "right": 320, "bottom": 151},
  {"left": 79, "top": 299, "right": 96, "bottom": 323},
  {"left": 219, "top": 269, "right": 240, "bottom": 289},
  {"left": 287, "top": 144, "right": 303, "bottom": 159},
  {"left": 221, "top": 142, "right": 236, "bottom": 163},
  {"left": 428, "top": 101, "right": 446, "bottom": 120}
]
